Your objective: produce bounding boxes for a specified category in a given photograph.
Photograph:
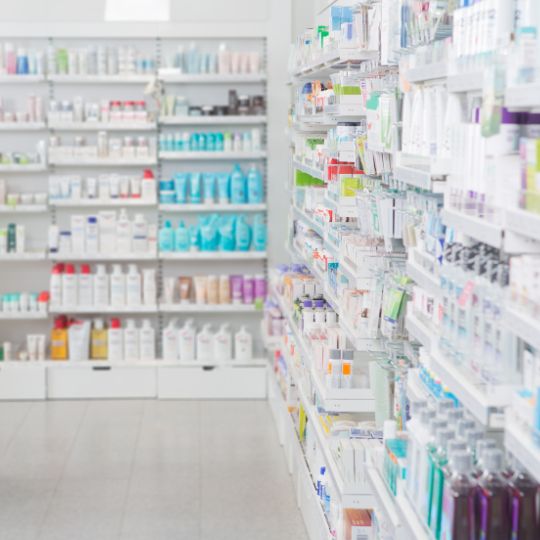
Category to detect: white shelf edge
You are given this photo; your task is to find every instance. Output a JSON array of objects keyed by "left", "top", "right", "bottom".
[
  {"left": 159, "top": 251, "right": 267, "bottom": 260},
  {"left": 0, "top": 164, "right": 47, "bottom": 172},
  {"left": 442, "top": 208, "right": 503, "bottom": 249},
  {"left": 160, "top": 115, "right": 267, "bottom": 125},
  {"left": 51, "top": 199, "right": 157, "bottom": 208},
  {"left": 504, "top": 415, "right": 540, "bottom": 483},
  {"left": 159, "top": 203, "right": 266, "bottom": 212},
  {"left": 0, "top": 122, "right": 46, "bottom": 131},
  {"left": 292, "top": 159, "right": 326, "bottom": 181},
  {"left": 48, "top": 74, "right": 154, "bottom": 84},
  {"left": 158, "top": 73, "right": 266, "bottom": 83},
  {"left": 0, "top": 312, "right": 48, "bottom": 320},
  {"left": 48, "top": 121, "right": 157, "bottom": 131},
  {"left": 406, "top": 257, "right": 439, "bottom": 297},
  {"left": 159, "top": 303, "right": 260, "bottom": 313},
  {"left": 0, "top": 204, "right": 47, "bottom": 213},
  {"left": 505, "top": 305, "right": 540, "bottom": 350},
  {"left": 50, "top": 252, "right": 156, "bottom": 261},
  {"left": 49, "top": 158, "right": 157, "bottom": 166},
  {"left": 49, "top": 305, "right": 158, "bottom": 314},
  {"left": 159, "top": 151, "right": 266, "bottom": 160}
]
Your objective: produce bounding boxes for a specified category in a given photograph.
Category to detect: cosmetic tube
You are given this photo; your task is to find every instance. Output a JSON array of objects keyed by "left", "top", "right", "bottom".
[
  {"left": 193, "top": 276, "right": 207, "bottom": 304},
  {"left": 178, "top": 276, "right": 192, "bottom": 304},
  {"left": 230, "top": 275, "right": 243, "bottom": 304}
]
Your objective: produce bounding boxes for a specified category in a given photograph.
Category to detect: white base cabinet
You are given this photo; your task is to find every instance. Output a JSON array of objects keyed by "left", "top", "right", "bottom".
[{"left": 0, "top": 363, "right": 47, "bottom": 400}]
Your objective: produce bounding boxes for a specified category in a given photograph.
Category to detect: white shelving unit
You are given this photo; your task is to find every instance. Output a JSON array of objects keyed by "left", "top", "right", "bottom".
[
  {"left": 51, "top": 199, "right": 157, "bottom": 208},
  {"left": 159, "top": 151, "right": 266, "bottom": 160},
  {"left": 158, "top": 73, "right": 266, "bottom": 83},
  {"left": 48, "top": 74, "right": 154, "bottom": 84},
  {"left": 160, "top": 115, "right": 267, "bottom": 126},
  {"left": 0, "top": 204, "right": 47, "bottom": 213},
  {"left": 0, "top": 122, "right": 46, "bottom": 131},
  {"left": 49, "top": 157, "right": 157, "bottom": 166},
  {"left": 159, "top": 251, "right": 267, "bottom": 260},
  {"left": 48, "top": 121, "right": 157, "bottom": 131},
  {"left": 159, "top": 203, "right": 266, "bottom": 212}
]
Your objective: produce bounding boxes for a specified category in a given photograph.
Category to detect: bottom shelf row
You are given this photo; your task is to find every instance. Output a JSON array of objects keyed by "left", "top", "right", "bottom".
[{"left": 0, "top": 360, "right": 267, "bottom": 400}]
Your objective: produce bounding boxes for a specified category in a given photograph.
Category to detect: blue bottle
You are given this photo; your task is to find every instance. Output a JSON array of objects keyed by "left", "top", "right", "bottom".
[
  {"left": 159, "top": 220, "right": 175, "bottom": 252},
  {"left": 252, "top": 215, "right": 267, "bottom": 251},
  {"left": 189, "top": 173, "right": 202, "bottom": 204},
  {"left": 230, "top": 165, "right": 246, "bottom": 204},
  {"left": 189, "top": 225, "right": 201, "bottom": 251},
  {"left": 235, "top": 216, "right": 251, "bottom": 251},
  {"left": 175, "top": 221, "right": 190, "bottom": 251},
  {"left": 247, "top": 165, "right": 263, "bottom": 204},
  {"left": 218, "top": 217, "right": 235, "bottom": 251}
]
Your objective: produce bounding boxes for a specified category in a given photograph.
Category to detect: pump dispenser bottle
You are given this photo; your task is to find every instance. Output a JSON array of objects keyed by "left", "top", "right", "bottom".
[
  {"left": 234, "top": 325, "right": 252, "bottom": 360},
  {"left": 196, "top": 324, "right": 213, "bottom": 362},
  {"left": 213, "top": 324, "right": 232, "bottom": 361}
]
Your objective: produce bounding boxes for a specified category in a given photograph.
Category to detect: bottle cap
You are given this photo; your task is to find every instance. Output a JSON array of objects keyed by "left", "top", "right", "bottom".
[
  {"left": 452, "top": 451, "right": 473, "bottom": 474},
  {"left": 429, "top": 418, "right": 448, "bottom": 437},
  {"left": 94, "top": 318, "right": 104, "bottom": 330},
  {"left": 483, "top": 448, "right": 504, "bottom": 472},
  {"left": 465, "top": 428, "right": 484, "bottom": 450},
  {"left": 446, "top": 408, "right": 464, "bottom": 423},
  {"left": 341, "top": 350, "right": 354, "bottom": 361},
  {"left": 436, "top": 428, "right": 455, "bottom": 450},
  {"left": 447, "top": 439, "right": 467, "bottom": 459},
  {"left": 436, "top": 399, "right": 454, "bottom": 415},
  {"left": 53, "top": 317, "right": 66, "bottom": 329},
  {"left": 475, "top": 439, "right": 496, "bottom": 463},
  {"left": 329, "top": 349, "right": 341, "bottom": 360},
  {"left": 38, "top": 291, "right": 50, "bottom": 302},
  {"left": 410, "top": 399, "right": 427, "bottom": 417},
  {"left": 52, "top": 263, "right": 63, "bottom": 274},
  {"left": 420, "top": 408, "right": 436, "bottom": 424},
  {"left": 457, "top": 419, "right": 476, "bottom": 437},
  {"left": 110, "top": 318, "right": 121, "bottom": 329},
  {"left": 80, "top": 264, "right": 91, "bottom": 274},
  {"left": 65, "top": 264, "right": 75, "bottom": 274}
]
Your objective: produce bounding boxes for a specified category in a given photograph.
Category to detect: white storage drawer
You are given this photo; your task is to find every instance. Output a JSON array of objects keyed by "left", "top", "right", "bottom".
[
  {"left": 158, "top": 365, "right": 267, "bottom": 399},
  {"left": 0, "top": 363, "right": 46, "bottom": 400},
  {"left": 47, "top": 364, "right": 157, "bottom": 399}
]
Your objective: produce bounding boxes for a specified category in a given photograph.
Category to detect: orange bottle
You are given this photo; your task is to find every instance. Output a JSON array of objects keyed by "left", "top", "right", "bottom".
[{"left": 50, "top": 316, "right": 68, "bottom": 360}]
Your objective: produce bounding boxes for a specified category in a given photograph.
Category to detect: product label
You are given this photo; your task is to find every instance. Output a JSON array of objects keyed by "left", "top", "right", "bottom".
[{"left": 458, "top": 280, "right": 475, "bottom": 307}]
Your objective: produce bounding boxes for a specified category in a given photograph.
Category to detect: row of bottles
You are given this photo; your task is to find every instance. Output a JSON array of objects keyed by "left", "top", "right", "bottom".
[{"left": 162, "top": 320, "right": 253, "bottom": 362}]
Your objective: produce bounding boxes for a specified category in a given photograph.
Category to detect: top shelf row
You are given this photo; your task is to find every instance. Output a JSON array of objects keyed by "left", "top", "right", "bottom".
[{"left": 0, "top": 73, "right": 266, "bottom": 84}]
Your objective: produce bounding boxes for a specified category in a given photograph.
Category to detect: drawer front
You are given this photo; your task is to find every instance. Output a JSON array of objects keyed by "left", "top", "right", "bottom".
[
  {"left": 47, "top": 365, "right": 157, "bottom": 399},
  {"left": 158, "top": 366, "right": 267, "bottom": 399},
  {"left": 0, "top": 363, "right": 46, "bottom": 400}
]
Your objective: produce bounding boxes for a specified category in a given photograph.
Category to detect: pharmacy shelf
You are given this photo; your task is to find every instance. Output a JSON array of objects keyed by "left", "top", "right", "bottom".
[
  {"left": 49, "top": 252, "right": 156, "bottom": 261},
  {"left": 0, "top": 204, "right": 47, "bottom": 213},
  {"left": 338, "top": 312, "right": 384, "bottom": 353},
  {"left": 0, "top": 252, "right": 47, "bottom": 261},
  {"left": 49, "top": 305, "right": 158, "bottom": 314},
  {"left": 442, "top": 208, "right": 503, "bottom": 249},
  {"left": 292, "top": 205, "right": 325, "bottom": 238},
  {"left": 49, "top": 157, "right": 157, "bottom": 166},
  {"left": 48, "top": 74, "right": 154, "bottom": 84},
  {"left": 261, "top": 321, "right": 281, "bottom": 351},
  {"left": 159, "top": 151, "right": 266, "bottom": 160},
  {"left": 447, "top": 72, "right": 484, "bottom": 93},
  {"left": 0, "top": 311, "right": 47, "bottom": 320},
  {"left": 41, "top": 358, "right": 266, "bottom": 368},
  {"left": 406, "top": 256, "right": 439, "bottom": 297},
  {"left": 405, "top": 312, "right": 435, "bottom": 352},
  {"left": 0, "top": 164, "right": 47, "bottom": 172},
  {"left": 406, "top": 368, "right": 431, "bottom": 402},
  {"left": 48, "top": 121, "right": 157, "bottom": 131},
  {"left": 293, "top": 49, "right": 378, "bottom": 80},
  {"left": 504, "top": 415, "right": 540, "bottom": 483},
  {"left": 324, "top": 103, "right": 366, "bottom": 120},
  {"left": 159, "top": 73, "right": 267, "bottom": 84},
  {"left": 406, "top": 62, "right": 448, "bottom": 83},
  {"left": 430, "top": 349, "right": 506, "bottom": 428},
  {"left": 505, "top": 84, "right": 540, "bottom": 110},
  {"left": 159, "top": 251, "right": 267, "bottom": 260},
  {"left": 159, "top": 203, "right": 266, "bottom": 213},
  {"left": 159, "top": 303, "right": 260, "bottom": 313},
  {"left": 0, "top": 74, "right": 45, "bottom": 83},
  {"left": 505, "top": 305, "right": 540, "bottom": 350},
  {"left": 505, "top": 207, "right": 540, "bottom": 243},
  {"left": 51, "top": 199, "right": 157, "bottom": 208},
  {"left": 394, "top": 164, "right": 445, "bottom": 192},
  {"left": 160, "top": 115, "right": 267, "bottom": 125},
  {"left": 0, "top": 122, "right": 46, "bottom": 131},
  {"left": 310, "top": 367, "right": 375, "bottom": 413},
  {"left": 292, "top": 159, "right": 325, "bottom": 181}
]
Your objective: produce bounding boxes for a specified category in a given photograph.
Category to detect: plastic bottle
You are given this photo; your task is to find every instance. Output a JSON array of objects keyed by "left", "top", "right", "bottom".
[
  {"left": 174, "top": 220, "right": 190, "bottom": 252},
  {"left": 123, "top": 319, "right": 139, "bottom": 361},
  {"left": 139, "top": 319, "right": 155, "bottom": 361},
  {"left": 110, "top": 264, "right": 126, "bottom": 307},
  {"left": 440, "top": 451, "right": 477, "bottom": 540},
  {"left": 477, "top": 449, "right": 511, "bottom": 540},
  {"left": 252, "top": 214, "right": 266, "bottom": 251},
  {"left": 159, "top": 220, "right": 174, "bottom": 252},
  {"left": 405, "top": 401, "right": 430, "bottom": 500},
  {"left": 142, "top": 269, "right": 156, "bottom": 306},
  {"left": 196, "top": 324, "right": 213, "bottom": 362},
  {"left": 230, "top": 164, "right": 246, "bottom": 204},
  {"left": 116, "top": 209, "right": 132, "bottom": 253},
  {"left": 62, "top": 263, "right": 78, "bottom": 307},
  {"left": 246, "top": 165, "right": 263, "bottom": 203},
  {"left": 162, "top": 320, "right": 178, "bottom": 361},
  {"left": 78, "top": 264, "right": 93, "bottom": 306},
  {"left": 213, "top": 324, "right": 232, "bottom": 361},
  {"left": 90, "top": 318, "right": 108, "bottom": 360},
  {"left": 50, "top": 316, "right": 68, "bottom": 360},
  {"left": 178, "top": 319, "right": 195, "bottom": 361},
  {"left": 86, "top": 216, "right": 99, "bottom": 254},
  {"left": 141, "top": 169, "right": 156, "bottom": 201},
  {"left": 235, "top": 216, "right": 251, "bottom": 251},
  {"left": 94, "top": 264, "right": 109, "bottom": 306},
  {"left": 107, "top": 318, "right": 123, "bottom": 361},
  {"left": 132, "top": 213, "right": 148, "bottom": 253},
  {"left": 507, "top": 462, "right": 540, "bottom": 539},
  {"left": 126, "top": 264, "right": 141, "bottom": 306},
  {"left": 50, "top": 263, "right": 63, "bottom": 307},
  {"left": 234, "top": 325, "right": 252, "bottom": 361}
]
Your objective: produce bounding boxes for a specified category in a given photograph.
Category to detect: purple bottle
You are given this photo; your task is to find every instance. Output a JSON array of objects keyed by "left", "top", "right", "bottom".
[
  {"left": 242, "top": 275, "right": 254, "bottom": 304},
  {"left": 508, "top": 462, "right": 540, "bottom": 540},
  {"left": 440, "top": 451, "right": 476, "bottom": 540},
  {"left": 477, "top": 449, "right": 510, "bottom": 540},
  {"left": 254, "top": 274, "right": 267, "bottom": 302}
]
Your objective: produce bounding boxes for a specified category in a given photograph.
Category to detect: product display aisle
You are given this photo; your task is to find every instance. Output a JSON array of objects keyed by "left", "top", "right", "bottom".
[
  {"left": 262, "top": 2, "right": 540, "bottom": 539},
  {"left": 0, "top": 37, "right": 269, "bottom": 399}
]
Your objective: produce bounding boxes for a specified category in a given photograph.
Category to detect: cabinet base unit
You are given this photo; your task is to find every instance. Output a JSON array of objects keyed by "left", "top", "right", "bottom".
[
  {"left": 157, "top": 364, "right": 267, "bottom": 399},
  {"left": 0, "top": 363, "right": 47, "bottom": 400},
  {"left": 46, "top": 364, "right": 158, "bottom": 399}
]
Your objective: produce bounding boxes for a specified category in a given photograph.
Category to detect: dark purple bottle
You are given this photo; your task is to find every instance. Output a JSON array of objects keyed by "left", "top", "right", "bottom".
[
  {"left": 477, "top": 449, "right": 510, "bottom": 540},
  {"left": 508, "top": 463, "right": 540, "bottom": 540}
]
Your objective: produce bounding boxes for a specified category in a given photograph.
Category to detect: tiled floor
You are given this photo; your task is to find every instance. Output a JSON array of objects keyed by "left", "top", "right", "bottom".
[{"left": 0, "top": 400, "right": 308, "bottom": 540}]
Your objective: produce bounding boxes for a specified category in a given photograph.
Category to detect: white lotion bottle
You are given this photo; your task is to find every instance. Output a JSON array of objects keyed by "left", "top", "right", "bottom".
[
  {"left": 234, "top": 325, "right": 252, "bottom": 361},
  {"left": 213, "top": 323, "right": 232, "bottom": 362},
  {"left": 50, "top": 263, "right": 63, "bottom": 308},
  {"left": 139, "top": 319, "right": 155, "bottom": 360},
  {"left": 110, "top": 264, "right": 126, "bottom": 307},
  {"left": 143, "top": 269, "right": 156, "bottom": 306},
  {"left": 62, "top": 263, "right": 78, "bottom": 307},
  {"left": 94, "top": 264, "right": 109, "bottom": 306},
  {"left": 179, "top": 319, "right": 196, "bottom": 361},
  {"left": 162, "top": 320, "right": 178, "bottom": 361},
  {"left": 78, "top": 264, "right": 93, "bottom": 306},
  {"left": 123, "top": 319, "right": 139, "bottom": 361},
  {"left": 126, "top": 264, "right": 141, "bottom": 306},
  {"left": 108, "top": 318, "right": 123, "bottom": 361},
  {"left": 116, "top": 208, "right": 132, "bottom": 253},
  {"left": 196, "top": 324, "right": 213, "bottom": 362}
]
